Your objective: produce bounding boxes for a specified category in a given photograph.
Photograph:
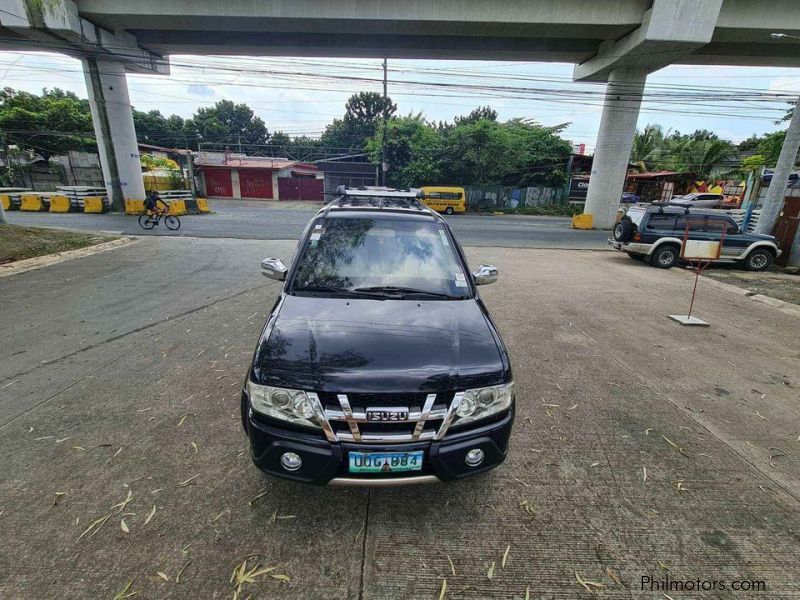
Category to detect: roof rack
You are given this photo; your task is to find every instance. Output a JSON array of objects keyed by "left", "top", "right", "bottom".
[{"left": 323, "top": 185, "right": 430, "bottom": 215}]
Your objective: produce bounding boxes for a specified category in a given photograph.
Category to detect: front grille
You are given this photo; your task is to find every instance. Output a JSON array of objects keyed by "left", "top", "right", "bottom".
[{"left": 315, "top": 391, "right": 460, "bottom": 444}]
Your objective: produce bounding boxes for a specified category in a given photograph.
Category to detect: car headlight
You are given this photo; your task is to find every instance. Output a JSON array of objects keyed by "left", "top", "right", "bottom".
[
  {"left": 247, "top": 381, "right": 323, "bottom": 429},
  {"left": 451, "top": 382, "right": 514, "bottom": 428}
]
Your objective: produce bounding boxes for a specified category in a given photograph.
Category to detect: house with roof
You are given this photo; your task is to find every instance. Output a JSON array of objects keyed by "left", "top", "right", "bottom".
[{"left": 194, "top": 152, "right": 323, "bottom": 201}]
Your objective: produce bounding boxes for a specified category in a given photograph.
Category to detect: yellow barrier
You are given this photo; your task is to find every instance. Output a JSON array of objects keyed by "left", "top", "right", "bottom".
[
  {"left": 168, "top": 200, "right": 187, "bottom": 216},
  {"left": 83, "top": 197, "right": 105, "bottom": 213},
  {"left": 20, "top": 194, "right": 45, "bottom": 211},
  {"left": 125, "top": 199, "right": 145, "bottom": 215},
  {"left": 197, "top": 198, "right": 211, "bottom": 213},
  {"left": 571, "top": 213, "right": 594, "bottom": 230},
  {"left": 49, "top": 195, "right": 71, "bottom": 213},
  {"left": 0, "top": 194, "right": 11, "bottom": 211}
]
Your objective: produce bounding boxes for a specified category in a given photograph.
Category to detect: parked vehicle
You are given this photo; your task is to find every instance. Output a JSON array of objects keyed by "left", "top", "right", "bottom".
[
  {"left": 242, "top": 186, "right": 513, "bottom": 486},
  {"left": 669, "top": 192, "right": 723, "bottom": 209},
  {"left": 609, "top": 204, "right": 781, "bottom": 271},
  {"left": 420, "top": 186, "right": 466, "bottom": 214},
  {"left": 621, "top": 192, "right": 640, "bottom": 204}
]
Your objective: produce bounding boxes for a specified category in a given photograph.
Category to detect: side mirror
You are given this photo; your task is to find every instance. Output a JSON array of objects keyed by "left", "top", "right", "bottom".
[
  {"left": 472, "top": 264, "right": 498, "bottom": 286},
  {"left": 261, "top": 258, "right": 288, "bottom": 281}
]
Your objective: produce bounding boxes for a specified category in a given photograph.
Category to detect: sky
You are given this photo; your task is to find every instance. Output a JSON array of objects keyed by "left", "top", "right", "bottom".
[{"left": 1, "top": 50, "right": 799, "bottom": 153}]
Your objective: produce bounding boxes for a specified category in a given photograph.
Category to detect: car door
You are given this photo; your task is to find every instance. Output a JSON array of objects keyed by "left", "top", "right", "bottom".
[{"left": 719, "top": 217, "right": 749, "bottom": 258}]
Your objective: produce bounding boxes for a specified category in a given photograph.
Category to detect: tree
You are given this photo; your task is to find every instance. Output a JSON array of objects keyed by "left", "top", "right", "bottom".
[
  {"left": 454, "top": 106, "right": 498, "bottom": 125},
  {"left": 0, "top": 87, "right": 94, "bottom": 160},
  {"left": 757, "top": 130, "right": 788, "bottom": 166},
  {"left": 662, "top": 137, "right": 736, "bottom": 179},
  {"left": 778, "top": 99, "right": 796, "bottom": 124},
  {"left": 321, "top": 92, "right": 397, "bottom": 150},
  {"left": 631, "top": 124, "right": 666, "bottom": 171},
  {"left": 133, "top": 109, "right": 186, "bottom": 146},
  {"left": 367, "top": 114, "right": 443, "bottom": 188},
  {"left": 185, "top": 100, "right": 269, "bottom": 147},
  {"left": 270, "top": 131, "right": 291, "bottom": 146}
]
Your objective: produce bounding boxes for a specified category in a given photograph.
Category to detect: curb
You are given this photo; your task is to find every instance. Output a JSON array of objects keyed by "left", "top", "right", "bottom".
[
  {"left": 0, "top": 236, "right": 138, "bottom": 278},
  {"left": 688, "top": 272, "right": 800, "bottom": 319}
]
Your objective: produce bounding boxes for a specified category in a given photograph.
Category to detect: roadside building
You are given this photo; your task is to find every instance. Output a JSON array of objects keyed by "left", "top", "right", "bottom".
[{"left": 194, "top": 152, "right": 323, "bottom": 201}]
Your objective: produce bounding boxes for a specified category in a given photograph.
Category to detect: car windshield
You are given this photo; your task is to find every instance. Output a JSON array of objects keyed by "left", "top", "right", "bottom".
[{"left": 291, "top": 216, "right": 470, "bottom": 299}]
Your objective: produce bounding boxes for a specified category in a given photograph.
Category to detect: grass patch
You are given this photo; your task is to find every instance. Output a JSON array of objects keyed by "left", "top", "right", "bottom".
[
  {"left": 0, "top": 225, "right": 115, "bottom": 265},
  {"left": 475, "top": 204, "right": 581, "bottom": 217}
]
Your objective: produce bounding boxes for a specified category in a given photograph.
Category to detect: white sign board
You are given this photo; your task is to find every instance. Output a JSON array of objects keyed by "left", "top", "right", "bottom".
[{"left": 682, "top": 240, "right": 721, "bottom": 260}]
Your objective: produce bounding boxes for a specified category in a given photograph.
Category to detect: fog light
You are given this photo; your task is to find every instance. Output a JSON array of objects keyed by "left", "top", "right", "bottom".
[
  {"left": 280, "top": 452, "right": 302, "bottom": 472},
  {"left": 465, "top": 448, "right": 484, "bottom": 467}
]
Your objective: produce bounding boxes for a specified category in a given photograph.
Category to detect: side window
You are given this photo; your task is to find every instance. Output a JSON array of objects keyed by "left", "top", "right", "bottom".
[
  {"left": 645, "top": 213, "right": 676, "bottom": 231},
  {"left": 701, "top": 216, "right": 727, "bottom": 233},
  {"left": 725, "top": 219, "right": 740, "bottom": 234},
  {"left": 674, "top": 215, "right": 687, "bottom": 231}
]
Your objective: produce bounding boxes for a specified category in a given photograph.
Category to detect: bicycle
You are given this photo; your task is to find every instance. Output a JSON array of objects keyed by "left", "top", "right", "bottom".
[{"left": 138, "top": 207, "right": 181, "bottom": 231}]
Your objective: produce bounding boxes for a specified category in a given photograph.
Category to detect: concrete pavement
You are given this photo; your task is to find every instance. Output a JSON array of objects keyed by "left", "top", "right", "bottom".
[
  {"left": 5, "top": 200, "right": 610, "bottom": 249},
  {"left": 1, "top": 238, "right": 799, "bottom": 598}
]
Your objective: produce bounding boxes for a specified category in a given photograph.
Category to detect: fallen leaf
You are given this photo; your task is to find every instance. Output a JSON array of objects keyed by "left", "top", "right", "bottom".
[
  {"left": 176, "top": 560, "right": 191, "bottom": 584},
  {"left": 446, "top": 554, "right": 456, "bottom": 576},
  {"left": 606, "top": 567, "right": 622, "bottom": 585},
  {"left": 525, "top": 585, "right": 530, "bottom": 600},
  {"left": 487, "top": 561, "right": 496, "bottom": 580},
  {"left": 502, "top": 544, "right": 511, "bottom": 568},
  {"left": 177, "top": 474, "right": 200, "bottom": 487},
  {"left": 157, "top": 572, "right": 169, "bottom": 581},
  {"left": 191, "top": 442, "right": 198, "bottom": 454},
  {"left": 144, "top": 505, "right": 156, "bottom": 525},
  {"left": 643, "top": 466, "right": 648, "bottom": 482},
  {"left": 575, "top": 572, "right": 606, "bottom": 593},
  {"left": 270, "top": 573, "right": 290, "bottom": 582},
  {"left": 438, "top": 578, "right": 447, "bottom": 600},
  {"left": 120, "top": 519, "right": 129, "bottom": 533},
  {"left": 112, "top": 581, "right": 137, "bottom": 600},
  {"left": 589, "top": 462, "right": 600, "bottom": 468},
  {"left": 77, "top": 514, "right": 111, "bottom": 541}
]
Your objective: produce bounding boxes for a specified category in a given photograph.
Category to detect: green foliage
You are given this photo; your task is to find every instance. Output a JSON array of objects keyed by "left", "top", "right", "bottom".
[
  {"left": 133, "top": 109, "right": 187, "bottom": 146},
  {"left": 0, "top": 87, "right": 94, "bottom": 160},
  {"left": 741, "top": 154, "right": 766, "bottom": 173},
  {"left": 454, "top": 106, "right": 498, "bottom": 125},
  {"left": 367, "top": 111, "right": 571, "bottom": 188},
  {"left": 631, "top": 123, "right": 736, "bottom": 178},
  {"left": 269, "top": 131, "right": 291, "bottom": 147},
  {"left": 185, "top": 100, "right": 268, "bottom": 147},
  {"left": 757, "top": 130, "right": 788, "bottom": 166},
  {"left": 321, "top": 92, "right": 397, "bottom": 150}
]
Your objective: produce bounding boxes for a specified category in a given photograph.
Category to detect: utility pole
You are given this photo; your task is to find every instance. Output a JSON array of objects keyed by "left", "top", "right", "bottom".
[
  {"left": 381, "top": 58, "right": 388, "bottom": 187},
  {"left": 756, "top": 95, "right": 800, "bottom": 236},
  {"left": 0, "top": 135, "right": 9, "bottom": 224}
]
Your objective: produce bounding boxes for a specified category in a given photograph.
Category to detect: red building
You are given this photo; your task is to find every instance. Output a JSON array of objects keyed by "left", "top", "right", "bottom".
[{"left": 195, "top": 152, "right": 323, "bottom": 201}]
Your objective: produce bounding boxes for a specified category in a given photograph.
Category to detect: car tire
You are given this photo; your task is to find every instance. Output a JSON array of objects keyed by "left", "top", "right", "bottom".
[
  {"left": 613, "top": 219, "right": 633, "bottom": 242},
  {"left": 445, "top": 207, "right": 454, "bottom": 215},
  {"left": 744, "top": 248, "right": 773, "bottom": 272},
  {"left": 651, "top": 245, "right": 679, "bottom": 269}
]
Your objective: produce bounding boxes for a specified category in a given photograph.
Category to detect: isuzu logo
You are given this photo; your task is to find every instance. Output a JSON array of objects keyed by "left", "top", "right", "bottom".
[{"left": 366, "top": 407, "right": 409, "bottom": 422}]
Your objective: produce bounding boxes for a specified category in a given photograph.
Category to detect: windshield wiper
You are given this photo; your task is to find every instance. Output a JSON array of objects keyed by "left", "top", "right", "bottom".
[
  {"left": 353, "top": 286, "right": 462, "bottom": 299},
  {"left": 292, "top": 284, "right": 386, "bottom": 299}
]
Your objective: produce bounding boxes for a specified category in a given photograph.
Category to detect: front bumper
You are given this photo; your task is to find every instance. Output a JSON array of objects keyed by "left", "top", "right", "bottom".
[{"left": 245, "top": 404, "right": 514, "bottom": 486}]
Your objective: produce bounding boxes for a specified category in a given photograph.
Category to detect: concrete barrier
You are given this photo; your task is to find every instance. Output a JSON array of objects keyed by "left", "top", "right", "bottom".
[
  {"left": 197, "top": 198, "right": 211, "bottom": 213},
  {"left": 49, "top": 195, "right": 72, "bottom": 213},
  {"left": 83, "top": 197, "right": 106, "bottom": 213},
  {"left": 0, "top": 194, "right": 12, "bottom": 211},
  {"left": 168, "top": 200, "right": 187, "bottom": 216},
  {"left": 125, "top": 199, "right": 145, "bottom": 215},
  {"left": 20, "top": 194, "right": 46, "bottom": 211},
  {"left": 571, "top": 213, "right": 594, "bottom": 230}
]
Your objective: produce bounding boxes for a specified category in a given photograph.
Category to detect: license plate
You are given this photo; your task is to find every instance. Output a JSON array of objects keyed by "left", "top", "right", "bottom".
[
  {"left": 349, "top": 451, "right": 423, "bottom": 474},
  {"left": 366, "top": 407, "right": 409, "bottom": 422}
]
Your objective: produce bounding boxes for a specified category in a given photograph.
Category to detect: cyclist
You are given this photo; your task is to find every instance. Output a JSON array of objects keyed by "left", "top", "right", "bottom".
[{"left": 144, "top": 190, "right": 168, "bottom": 217}]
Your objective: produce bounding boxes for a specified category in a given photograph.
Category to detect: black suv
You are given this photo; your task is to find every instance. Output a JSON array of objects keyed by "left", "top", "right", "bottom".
[
  {"left": 241, "top": 187, "right": 513, "bottom": 486},
  {"left": 609, "top": 204, "right": 781, "bottom": 270}
]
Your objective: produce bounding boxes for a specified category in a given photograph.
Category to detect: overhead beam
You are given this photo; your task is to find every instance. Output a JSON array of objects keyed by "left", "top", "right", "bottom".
[
  {"left": 573, "top": 0, "right": 723, "bottom": 82},
  {"left": 0, "top": 0, "right": 168, "bottom": 74}
]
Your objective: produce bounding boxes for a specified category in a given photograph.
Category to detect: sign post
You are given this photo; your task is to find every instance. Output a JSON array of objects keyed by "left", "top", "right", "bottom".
[{"left": 669, "top": 217, "right": 726, "bottom": 327}]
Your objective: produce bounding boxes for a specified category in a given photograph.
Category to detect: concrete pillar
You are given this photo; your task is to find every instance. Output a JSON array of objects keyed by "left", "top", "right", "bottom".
[
  {"left": 583, "top": 68, "right": 647, "bottom": 229},
  {"left": 82, "top": 58, "right": 146, "bottom": 211},
  {"left": 755, "top": 96, "right": 800, "bottom": 235}
]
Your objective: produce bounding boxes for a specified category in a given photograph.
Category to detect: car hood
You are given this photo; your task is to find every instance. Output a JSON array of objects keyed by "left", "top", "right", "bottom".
[{"left": 253, "top": 295, "right": 508, "bottom": 393}]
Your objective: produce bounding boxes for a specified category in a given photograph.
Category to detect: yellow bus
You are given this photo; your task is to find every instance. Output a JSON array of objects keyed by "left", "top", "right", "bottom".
[{"left": 420, "top": 186, "right": 466, "bottom": 215}]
